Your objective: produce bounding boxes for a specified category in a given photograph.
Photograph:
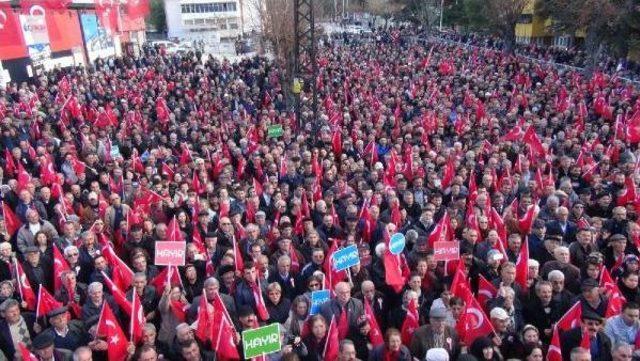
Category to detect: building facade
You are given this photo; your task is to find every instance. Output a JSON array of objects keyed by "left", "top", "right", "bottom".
[
  {"left": 514, "top": 0, "right": 579, "bottom": 48},
  {"left": 0, "top": 0, "right": 146, "bottom": 84},
  {"left": 164, "top": 0, "right": 260, "bottom": 42}
]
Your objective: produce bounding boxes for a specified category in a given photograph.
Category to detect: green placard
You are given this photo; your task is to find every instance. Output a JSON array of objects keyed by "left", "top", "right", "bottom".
[
  {"left": 267, "top": 124, "right": 284, "bottom": 138},
  {"left": 242, "top": 323, "right": 281, "bottom": 358}
]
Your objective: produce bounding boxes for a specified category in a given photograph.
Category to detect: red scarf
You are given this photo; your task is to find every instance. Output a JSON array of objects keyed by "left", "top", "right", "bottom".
[{"left": 383, "top": 349, "right": 400, "bottom": 361}]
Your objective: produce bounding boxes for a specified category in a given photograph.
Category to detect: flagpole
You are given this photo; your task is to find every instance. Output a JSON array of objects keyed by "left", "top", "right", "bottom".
[
  {"left": 35, "top": 285, "right": 42, "bottom": 318},
  {"left": 129, "top": 293, "right": 136, "bottom": 343},
  {"left": 95, "top": 303, "right": 106, "bottom": 341},
  {"left": 346, "top": 267, "right": 353, "bottom": 288},
  {"left": 14, "top": 259, "right": 23, "bottom": 301}
]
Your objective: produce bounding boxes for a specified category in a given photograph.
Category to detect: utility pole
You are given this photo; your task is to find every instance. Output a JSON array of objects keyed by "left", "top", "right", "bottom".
[
  {"left": 439, "top": 0, "right": 444, "bottom": 31},
  {"left": 293, "top": 0, "right": 318, "bottom": 130}
]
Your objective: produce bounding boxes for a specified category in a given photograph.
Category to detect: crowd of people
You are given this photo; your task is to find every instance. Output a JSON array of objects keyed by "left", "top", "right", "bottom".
[
  {"left": 433, "top": 30, "right": 640, "bottom": 82},
  {"left": 0, "top": 24, "right": 639, "bottom": 361}
]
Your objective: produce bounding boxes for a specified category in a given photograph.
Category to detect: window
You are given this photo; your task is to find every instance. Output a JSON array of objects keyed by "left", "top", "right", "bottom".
[
  {"left": 182, "top": 2, "right": 237, "bottom": 14},
  {"left": 229, "top": 23, "right": 238, "bottom": 29}
]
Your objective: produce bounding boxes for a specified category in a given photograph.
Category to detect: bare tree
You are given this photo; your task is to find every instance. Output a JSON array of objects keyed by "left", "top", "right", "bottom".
[
  {"left": 248, "top": 0, "right": 295, "bottom": 95},
  {"left": 482, "top": 0, "right": 529, "bottom": 54},
  {"left": 368, "top": 0, "right": 404, "bottom": 28},
  {"left": 537, "top": 0, "right": 624, "bottom": 75}
]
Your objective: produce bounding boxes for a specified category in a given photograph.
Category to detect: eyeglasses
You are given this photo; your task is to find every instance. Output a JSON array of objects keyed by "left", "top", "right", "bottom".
[
  {"left": 309, "top": 283, "right": 320, "bottom": 288},
  {"left": 221, "top": 223, "right": 231, "bottom": 226},
  {"left": 68, "top": 253, "right": 79, "bottom": 257}
]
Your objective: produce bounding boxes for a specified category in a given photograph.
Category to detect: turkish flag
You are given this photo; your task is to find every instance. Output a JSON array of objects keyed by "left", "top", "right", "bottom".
[
  {"left": 95, "top": 0, "right": 118, "bottom": 34},
  {"left": 477, "top": 274, "right": 497, "bottom": 308},
  {"left": 556, "top": 301, "right": 582, "bottom": 331},
  {"left": 214, "top": 314, "right": 241, "bottom": 361},
  {"left": 179, "top": 145, "right": 192, "bottom": 166},
  {"left": 450, "top": 261, "right": 473, "bottom": 301},
  {"left": 102, "top": 245, "right": 134, "bottom": 290},
  {"left": 279, "top": 156, "right": 288, "bottom": 178},
  {"left": 96, "top": 302, "right": 129, "bottom": 360},
  {"left": 232, "top": 235, "right": 244, "bottom": 273},
  {"left": 364, "top": 298, "right": 384, "bottom": 346},
  {"left": 456, "top": 292, "right": 495, "bottom": 346},
  {"left": 101, "top": 271, "right": 132, "bottom": 316},
  {"left": 21, "top": 0, "right": 71, "bottom": 10},
  {"left": 3, "top": 149, "right": 16, "bottom": 176},
  {"left": 252, "top": 278, "right": 270, "bottom": 322},
  {"left": 149, "top": 265, "right": 183, "bottom": 295},
  {"left": 16, "top": 162, "right": 32, "bottom": 192},
  {"left": 18, "top": 343, "right": 38, "bottom": 361},
  {"left": 601, "top": 267, "right": 626, "bottom": 318},
  {"left": 14, "top": 259, "right": 36, "bottom": 310},
  {"left": 617, "top": 176, "right": 638, "bottom": 206},
  {"left": 1, "top": 202, "right": 22, "bottom": 237},
  {"left": 332, "top": 130, "right": 342, "bottom": 156},
  {"left": 39, "top": 158, "right": 58, "bottom": 186},
  {"left": 125, "top": 0, "right": 149, "bottom": 18},
  {"left": 427, "top": 210, "right": 452, "bottom": 248},
  {"left": 170, "top": 300, "right": 188, "bottom": 322},
  {"left": 517, "top": 204, "right": 540, "bottom": 235},
  {"left": 52, "top": 246, "right": 70, "bottom": 290},
  {"left": 390, "top": 202, "right": 401, "bottom": 228},
  {"left": 162, "top": 163, "right": 175, "bottom": 180},
  {"left": 626, "top": 110, "right": 640, "bottom": 144},
  {"left": 383, "top": 251, "right": 406, "bottom": 294},
  {"left": 192, "top": 171, "right": 204, "bottom": 195},
  {"left": 323, "top": 316, "right": 340, "bottom": 360},
  {"left": 515, "top": 237, "right": 529, "bottom": 291},
  {"left": 502, "top": 125, "right": 523, "bottom": 142},
  {"left": 195, "top": 289, "right": 214, "bottom": 343},
  {"left": 323, "top": 239, "right": 346, "bottom": 289},
  {"left": 547, "top": 327, "right": 562, "bottom": 361},
  {"left": 489, "top": 207, "right": 507, "bottom": 244},
  {"left": 522, "top": 125, "right": 546, "bottom": 157},
  {"left": 130, "top": 291, "right": 145, "bottom": 344},
  {"left": 36, "top": 285, "right": 63, "bottom": 318},
  {"left": 401, "top": 298, "right": 419, "bottom": 345},
  {"left": 166, "top": 216, "right": 184, "bottom": 242},
  {"left": 0, "top": 3, "right": 26, "bottom": 58}
]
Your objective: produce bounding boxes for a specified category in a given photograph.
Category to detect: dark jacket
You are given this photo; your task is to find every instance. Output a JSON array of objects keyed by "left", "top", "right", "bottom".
[
  {"left": 319, "top": 298, "right": 364, "bottom": 331},
  {"left": 409, "top": 324, "right": 459, "bottom": 360},
  {"left": 560, "top": 326, "right": 612, "bottom": 361},
  {"left": 368, "top": 345, "right": 412, "bottom": 361}
]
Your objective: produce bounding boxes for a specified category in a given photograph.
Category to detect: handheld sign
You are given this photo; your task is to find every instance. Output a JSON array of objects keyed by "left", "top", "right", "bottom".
[
  {"left": 242, "top": 323, "right": 281, "bottom": 358},
  {"left": 332, "top": 244, "right": 360, "bottom": 271},
  {"left": 267, "top": 124, "right": 284, "bottom": 138},
  {"left": 154, "top": 241, "right": 186, "bottom": 266},
  {"left": 389, "top": 233, "right": 406, "bottom": 255},
  {"left": 309, "top": 289, "right": 331, "bottom": 315},
  {"left": 433, "top": 241, "right": 460, "bottom": 262}
]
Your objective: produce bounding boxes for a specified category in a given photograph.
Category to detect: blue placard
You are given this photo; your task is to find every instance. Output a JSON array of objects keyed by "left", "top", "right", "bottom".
[
  {"left": 332, "top": 244, "right": 360, "bottom": 271},
  {"left": 309, "top": 290, "right": 331, "bottom": 315},
  {"left": 389, "top": 233, "right": 406, "bottom": 255}
]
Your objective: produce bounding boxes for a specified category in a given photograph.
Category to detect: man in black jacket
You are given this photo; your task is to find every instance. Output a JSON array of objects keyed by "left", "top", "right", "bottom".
[{"left": 560, "top": 310, "right": 612, "bottom": 361}]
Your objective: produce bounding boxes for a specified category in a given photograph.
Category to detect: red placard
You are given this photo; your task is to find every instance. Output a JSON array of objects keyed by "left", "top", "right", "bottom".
[
  {"left": 433, "top": 241, "right": 460, "bottom": 262},
  {"left": 154, "top": 241, "right": 186, "bottom": 266}
]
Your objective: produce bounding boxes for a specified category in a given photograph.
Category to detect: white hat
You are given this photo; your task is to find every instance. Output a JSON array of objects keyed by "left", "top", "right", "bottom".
[
  {"left": 490, "top": 307, "right": 509, "bottom": 320},
  {"left": 426, "top": 348, "right": 449, "bottom": 361}
]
